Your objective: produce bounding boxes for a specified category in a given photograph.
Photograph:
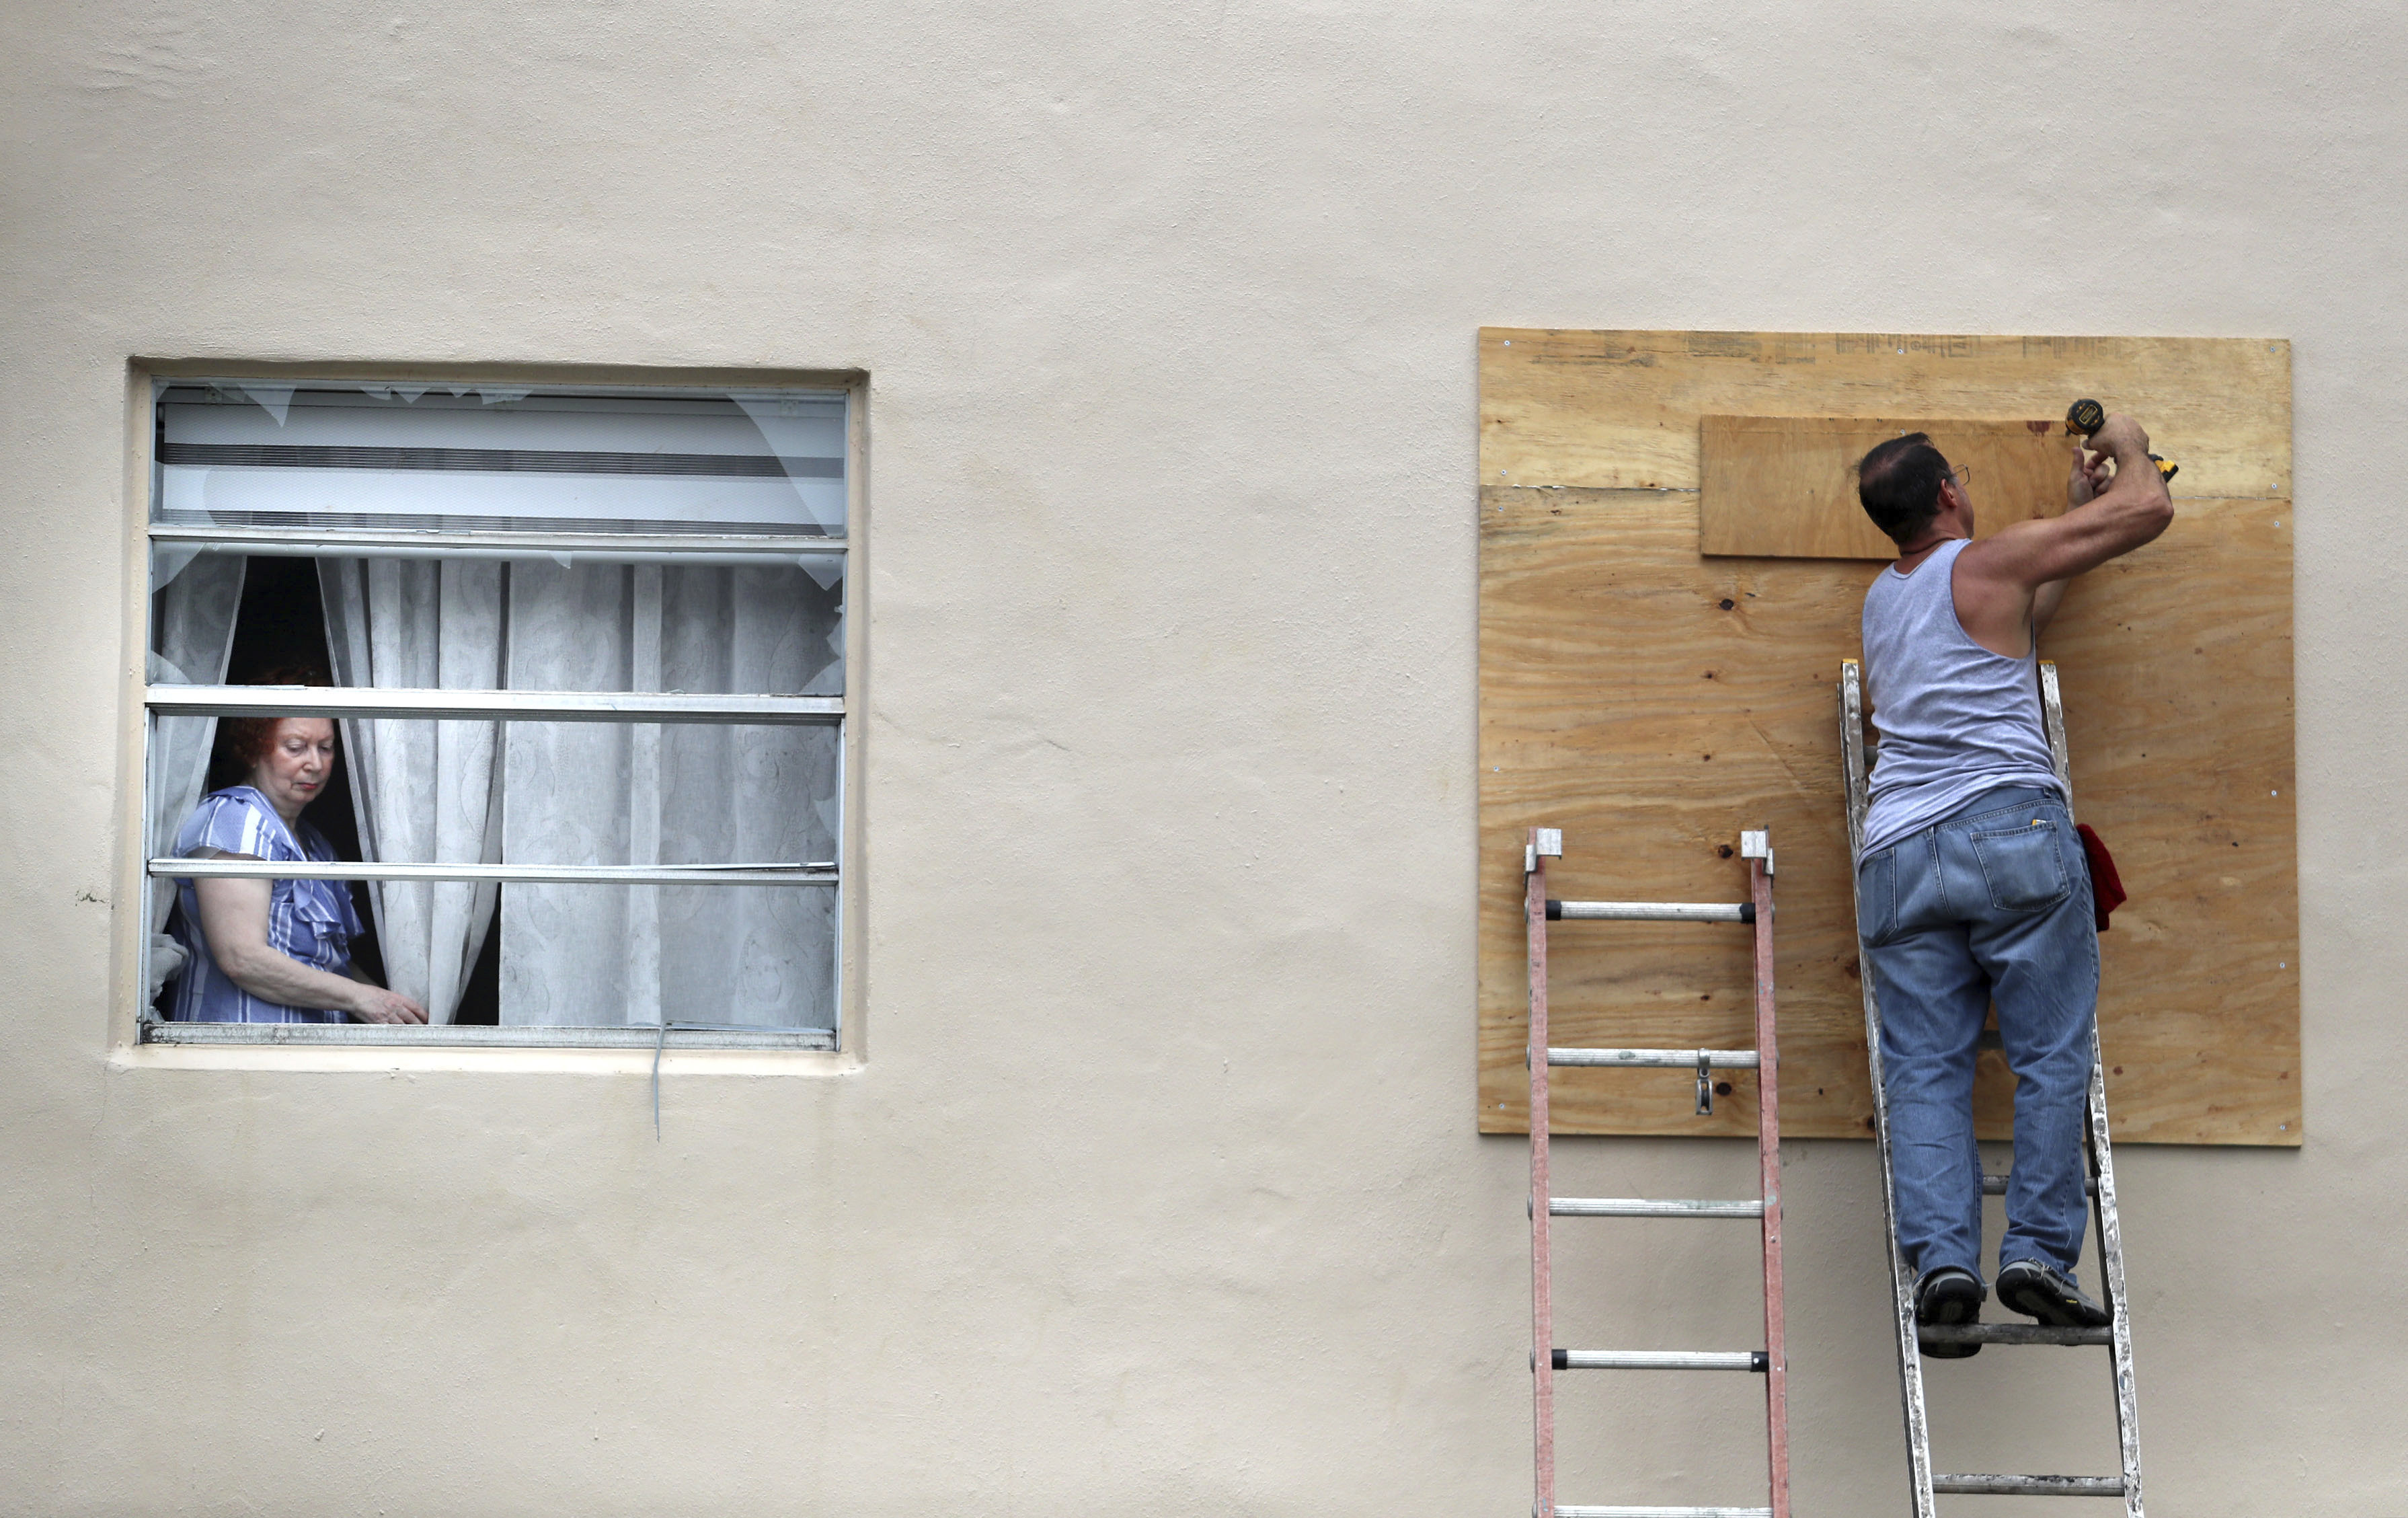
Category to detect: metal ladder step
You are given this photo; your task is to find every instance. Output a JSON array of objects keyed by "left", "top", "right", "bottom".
[
  {"left": 1548, "top": 1047, "right": 1760, "bottom": 1069},
  {"left": 1980, "top": 1172, "right": 2099, "bottom": 1196},
  {"left": 1920, "top": 1323, "right": 2112, "bottom": 1348},
  {"left": 1934, "top": 1474, "right": 2126, "bottom": 1497},
  {"left": 1551, "top": 1198, "right": 1764, "bottom": 1218},
  {"left": 1558, "top": 1507, "right": 1775, "bottom": 1517},
  {"left": 1550, "top": 1349, "right": 1769, "bottom": 1372},
  {"left": 1548, "top": 899, "right": 1756, "bottom": 923}
]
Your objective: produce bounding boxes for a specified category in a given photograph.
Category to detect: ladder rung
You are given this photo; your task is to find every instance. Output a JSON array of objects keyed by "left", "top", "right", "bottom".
[
  {"left": 1933, "top": 1474, "right": 2125, "bottom": 1496},
  {"left": 1920, "top": 1323, "right": 2111, "bottom": 1347},
  {"left": 1549, "top": 899, "right": 1754, "bottom": 923},
  {"left": 1551, "top": 1197, "right": 1764, "bottom": 1218},
  {"left": 1558, "top": 1507, "right": 1775, "bottom": 1517},
  {"left": 1548, "top": 1047, "right": 1760, "bottom": 1070},
  {"left": 1980, "top": 1172, "right": 2099, "bottom": 1196},
  {"left": 1550, "top": 1349, "right": 1768, "bottom": 1372}
]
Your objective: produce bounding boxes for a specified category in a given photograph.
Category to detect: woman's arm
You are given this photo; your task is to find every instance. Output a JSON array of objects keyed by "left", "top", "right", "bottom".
[{"left": 192, "top": 863, "right": 427, "bottom": 1024}]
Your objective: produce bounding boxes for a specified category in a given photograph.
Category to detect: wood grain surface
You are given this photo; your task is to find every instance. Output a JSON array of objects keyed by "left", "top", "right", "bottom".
[
  {"left": 1700, "top": 416, "right": 2070, "bottom": 560},
  {"left": 1479, "top": 330, "right": 2297, "bottom": 1145},
  {"left": 1483, "top": 329, "right": 2290, "bottom": 499}
]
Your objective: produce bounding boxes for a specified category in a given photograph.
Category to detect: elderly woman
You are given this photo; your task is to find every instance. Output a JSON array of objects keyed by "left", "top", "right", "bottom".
[{"left": 168, "top": 710, "right": 426, "bottom": 1024}]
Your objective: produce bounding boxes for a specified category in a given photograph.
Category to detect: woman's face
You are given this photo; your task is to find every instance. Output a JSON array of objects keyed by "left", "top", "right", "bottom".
[{"left": 250, "top": 718, "right": 337, "bottom": 819}]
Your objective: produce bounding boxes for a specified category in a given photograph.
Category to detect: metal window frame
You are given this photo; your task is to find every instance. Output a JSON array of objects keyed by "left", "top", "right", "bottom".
[
  {"left": 150, "top": 524, "right": 847, "bottom": 568},
  {"left": 145, "top": 686, "right": 842, "bottom": 724},
  {"left": 150, "top": 859, "right": 838, "bottom": 886},
  {"left": 137, "top": 374, "right": 859, "bottom": 1054},
  {"left": 142, "top": 1022, "right": 837, "bottom": 1051}
]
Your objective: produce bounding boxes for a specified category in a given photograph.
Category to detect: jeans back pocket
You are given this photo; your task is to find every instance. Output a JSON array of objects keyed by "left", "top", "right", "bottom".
[
  {"left": 1855, "top": 847, "right": 1897, "bottom": 944},
  {"left": 1969, "top": 819, "right": 2071, "bottom": 913}
]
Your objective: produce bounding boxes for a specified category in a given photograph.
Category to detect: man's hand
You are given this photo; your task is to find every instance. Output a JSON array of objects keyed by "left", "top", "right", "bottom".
[
  {"left": 2068, "top": 441, "right": 2111, "bottom": 510},
  {"left": 2086, "top": 412, "right": 2154, "bottom": 475}
]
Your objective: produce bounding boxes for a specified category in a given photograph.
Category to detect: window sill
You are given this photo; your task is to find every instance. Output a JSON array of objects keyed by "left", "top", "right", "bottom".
[
  {"left": 141, "top": 1021, "right": 834, "bottom": 1051},
  {"left": 116, "top": 1021, "right": 847, "bottom": 1076}
]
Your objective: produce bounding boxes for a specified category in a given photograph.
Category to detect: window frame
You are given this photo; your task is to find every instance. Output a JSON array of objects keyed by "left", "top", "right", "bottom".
[{"left": 123, "top": 365, "right": 867, "bottom": 1058}]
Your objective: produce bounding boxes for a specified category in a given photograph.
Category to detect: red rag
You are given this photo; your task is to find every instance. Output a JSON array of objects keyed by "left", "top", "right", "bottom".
[{"left": 2076, "top": 823, "right": 2125, "bottom": 931}]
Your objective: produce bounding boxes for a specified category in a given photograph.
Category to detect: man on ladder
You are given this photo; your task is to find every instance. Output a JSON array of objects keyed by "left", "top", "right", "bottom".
[{"left": 1850, "top": 413, "right": 2171, "bottom": 1349}]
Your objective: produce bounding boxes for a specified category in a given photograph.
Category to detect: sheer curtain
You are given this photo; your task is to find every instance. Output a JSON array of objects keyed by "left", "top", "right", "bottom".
[
  {"left": 146, "top": 554, "right": 247, "bottom": 994},
  {"left": 323, "top": 556, "right": 839, "bottom": 1028},
  {"left": 501, "top": 561, "right": 841, "bottom": 1028},
  {"left": 319, "top": 559, "right": 505, "bottom": 1025}
]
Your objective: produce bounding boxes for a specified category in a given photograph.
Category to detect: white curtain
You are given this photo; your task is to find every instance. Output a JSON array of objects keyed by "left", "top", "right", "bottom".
[
  {"left": 500, "top": 561, "right": 840, "bottom": 1028},
  {"left": 146, "top": 554, "right": 248, "bottom": 994},
  {"left": 320, "top": 559, "right": 505, "bottom": 1025},
  {"left": 321, "top": 556, "right": 839, "bottom": 1029}
]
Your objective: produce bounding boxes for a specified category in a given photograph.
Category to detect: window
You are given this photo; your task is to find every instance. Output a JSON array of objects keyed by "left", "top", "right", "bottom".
[{"left": 139, "top": 378, "right": 851, "bottom": 1049}]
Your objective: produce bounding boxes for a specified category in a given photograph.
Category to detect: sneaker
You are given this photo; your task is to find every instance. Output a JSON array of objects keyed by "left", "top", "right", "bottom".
[
  {"left": 1996, "top": 1258, "right": 2113, "bottom": 1328},
  {"left": 1913, "top": 1266, "right": 1986, "bottom": 1359}
]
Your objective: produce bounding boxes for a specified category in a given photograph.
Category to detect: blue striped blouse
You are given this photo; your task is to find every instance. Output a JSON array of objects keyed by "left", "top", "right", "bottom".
[{"left": 168, "top": 786, "right": 364, "bottom": 1023}]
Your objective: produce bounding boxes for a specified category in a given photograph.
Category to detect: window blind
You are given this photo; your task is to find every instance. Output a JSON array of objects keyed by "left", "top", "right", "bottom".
[{"left": 155, "top": 384, "right": 847, "bottom": 535}]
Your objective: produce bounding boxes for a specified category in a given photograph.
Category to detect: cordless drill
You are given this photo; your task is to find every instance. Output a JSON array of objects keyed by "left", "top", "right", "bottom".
[{"left": 2065, "top": 399, "right": 2178, "bottom": 483}]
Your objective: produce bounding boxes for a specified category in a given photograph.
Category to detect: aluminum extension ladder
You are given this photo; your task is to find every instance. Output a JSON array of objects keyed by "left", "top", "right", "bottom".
[
  {"left": 1523, "top": 826, "right": 1789, "bottom": 1518},
  {"left": 1839, "top": 659, "right": 2144, "bottom": 1513}
]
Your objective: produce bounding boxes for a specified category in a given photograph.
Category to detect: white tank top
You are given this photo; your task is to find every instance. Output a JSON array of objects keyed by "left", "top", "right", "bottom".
[{"left": 1858, "top": 539, "right": 2064, "bottom": 860}]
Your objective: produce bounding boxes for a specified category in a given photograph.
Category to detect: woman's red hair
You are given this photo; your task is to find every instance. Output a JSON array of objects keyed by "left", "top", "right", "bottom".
[{"left": 217, "top": 666, "right": 334, "bottom": 772}]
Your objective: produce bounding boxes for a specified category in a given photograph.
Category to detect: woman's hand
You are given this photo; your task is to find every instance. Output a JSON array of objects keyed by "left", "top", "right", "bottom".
[{"left": 348, "top": 984, "right": 429, "bottom": 1024}]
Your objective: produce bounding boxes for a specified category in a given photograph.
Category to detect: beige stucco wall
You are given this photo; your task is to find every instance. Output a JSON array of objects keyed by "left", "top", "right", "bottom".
[{"left": 3, "top": 3, "right": 2402, "bottom": 1512}]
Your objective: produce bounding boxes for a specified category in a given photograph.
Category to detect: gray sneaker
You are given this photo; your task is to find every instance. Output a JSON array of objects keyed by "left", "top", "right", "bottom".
[
  {"left": 1913, "top": 1266, "right": 1986, "bottom": 1359},
  {"left": 1996, "top": 1258, "right": 2112, "bottom": 1328}
]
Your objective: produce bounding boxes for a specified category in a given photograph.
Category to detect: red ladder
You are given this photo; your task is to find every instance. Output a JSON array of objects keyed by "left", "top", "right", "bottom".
[{"left": 1524, "top": 827, "right": 1789, "bottom": 1518}]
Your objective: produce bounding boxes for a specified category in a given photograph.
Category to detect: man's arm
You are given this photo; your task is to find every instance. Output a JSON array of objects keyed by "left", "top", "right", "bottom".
[
  {"left": 2029, "top": 448, "right": 2107, "bottom": 634},
  {"left": 1958, "top": 414, "right": 2173, "bottom": 651},
  {"left": 2031, "top": 578, "right": 2070, "bottom": 635},
  {"left": 1968, "top": 415, "right": 2174, "bottom": 591}
]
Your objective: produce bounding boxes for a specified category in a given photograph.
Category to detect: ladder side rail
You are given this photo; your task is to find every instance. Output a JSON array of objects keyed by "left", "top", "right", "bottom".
[
  {"left": 1526, "top": 832, "right": 1556, "bottom": 1518},
  {"left": 1748, "top": 843, "right": 1791, "bottom": 1518},
  {"left": 2087, "top": 1051, "right": 2144, "bottom": 1516},
  {"left": 2040, "top": 661, "right": 2145, "bottom": 1517},
  {"left": 1841, "top": 661, "right": 1939, "bottom": 1517}
]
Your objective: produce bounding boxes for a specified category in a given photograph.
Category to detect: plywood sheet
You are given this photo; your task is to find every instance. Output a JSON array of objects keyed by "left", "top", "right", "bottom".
[
  {"left": 1483, "top": 330, "right": 2290, "bottom": 499},
  {"left": 1700, "top": 416, "right": 2070, "bottom": 560},
  {"left": 1479, "top": 330, "right": 2297, "bottom": 1145}
]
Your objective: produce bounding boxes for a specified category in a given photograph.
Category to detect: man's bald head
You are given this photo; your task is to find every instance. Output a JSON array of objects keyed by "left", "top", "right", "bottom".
[{"left": 1856, "top": 432, "right": 1955, "bottom": 547}]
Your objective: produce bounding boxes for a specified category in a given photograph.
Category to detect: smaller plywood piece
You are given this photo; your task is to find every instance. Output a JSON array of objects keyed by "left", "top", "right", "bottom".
[{"left": 1700, "top": 416, "right": 2070, "bottom": 560}]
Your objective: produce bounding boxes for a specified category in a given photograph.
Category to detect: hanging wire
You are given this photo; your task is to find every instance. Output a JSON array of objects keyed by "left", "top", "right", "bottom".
[{"left": 652, "top": 1022, "right": 777, "bottom": 1139}]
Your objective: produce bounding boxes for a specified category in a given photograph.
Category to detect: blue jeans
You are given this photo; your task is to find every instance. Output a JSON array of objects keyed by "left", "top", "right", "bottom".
[{"left": 1857, "top": 788, "right": 2099, "bottom": 1283}]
